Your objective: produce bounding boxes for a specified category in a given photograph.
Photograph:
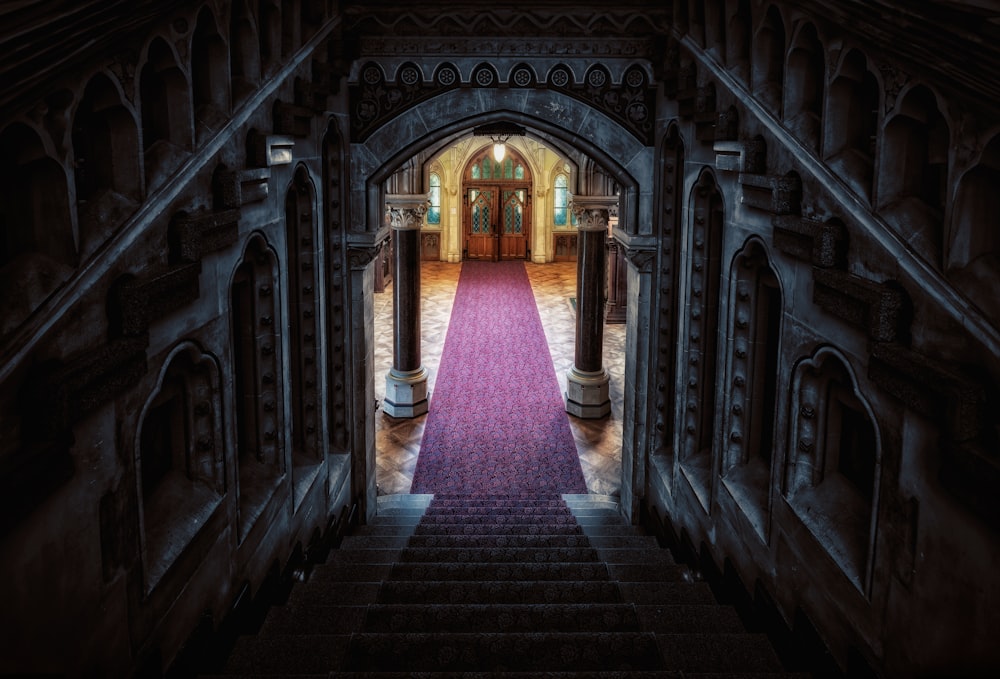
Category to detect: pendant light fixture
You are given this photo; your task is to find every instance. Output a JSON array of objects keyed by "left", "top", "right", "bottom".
[{"left": 473, "top": 121, "right": 526, "bottom": 163}]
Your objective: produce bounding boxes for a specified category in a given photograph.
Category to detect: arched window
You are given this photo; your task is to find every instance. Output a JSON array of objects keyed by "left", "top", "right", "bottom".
[
  {"left": 230, "top": 0, "right": 260, "bottom": 102},
  {"left": 786, "top": 348, "right": 880, "bottom": 592},
  {"left": 727, "top": 0, "right": 752, "bottom": 83},
  {"left": 554, "top": 173, "right": 570, "bottom": 226},
  {"left": 427, "top": 172, "right": 441, "bottom": 225}
]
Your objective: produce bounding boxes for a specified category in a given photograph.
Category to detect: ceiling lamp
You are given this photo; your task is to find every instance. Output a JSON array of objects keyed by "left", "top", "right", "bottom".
[{"left": 473, "top": 121, "right": 526, "bottom": 163}]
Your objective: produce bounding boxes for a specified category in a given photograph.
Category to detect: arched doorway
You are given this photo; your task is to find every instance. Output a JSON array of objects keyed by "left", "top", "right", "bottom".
[{"left": 462, "top": 146, "right": 532, "bottom": 260}]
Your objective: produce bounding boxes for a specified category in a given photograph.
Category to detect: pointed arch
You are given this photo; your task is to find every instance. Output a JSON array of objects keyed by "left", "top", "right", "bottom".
[{"left": 824, "top": 48, "right": 880, "bottom": 203}]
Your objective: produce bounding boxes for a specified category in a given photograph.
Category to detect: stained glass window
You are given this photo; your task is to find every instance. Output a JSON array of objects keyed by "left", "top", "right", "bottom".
[
  {"left": 554, "top": 173, "right": 569, "bottom": 226},
  {"left": 427, "top": 173, "right": 441, "bottom": 224}
]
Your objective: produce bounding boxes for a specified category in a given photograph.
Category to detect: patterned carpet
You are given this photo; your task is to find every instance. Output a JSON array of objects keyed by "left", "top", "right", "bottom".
[{"left": 410, "top": 261, "right": 588, "bottom": 494}]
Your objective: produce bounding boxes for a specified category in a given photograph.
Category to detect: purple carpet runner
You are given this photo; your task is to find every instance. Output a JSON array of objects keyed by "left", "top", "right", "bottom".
[{"left": 410, "top": 261, "right": 587, "bottom": 494}]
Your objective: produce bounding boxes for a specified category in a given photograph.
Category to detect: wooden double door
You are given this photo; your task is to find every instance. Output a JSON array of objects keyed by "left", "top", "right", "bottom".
[{"left": 464, "top": 185, "right": 531, "bottom": 260}]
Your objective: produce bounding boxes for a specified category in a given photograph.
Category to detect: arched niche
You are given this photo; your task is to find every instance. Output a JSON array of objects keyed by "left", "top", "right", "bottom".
[
  {"left": 0, "top": 122, "right": 75, "bottom": 338},
  {"left": 878, "top": 84, "right": 950, "bottom": 268},
  {"left": 281, "top": 0, "right": 300, "bottom": 58},
  {"left": 72, "top": 72, "right": 141, "bottom": 258},
  {"left": 721, "top": 237, "right": 783, "bottom": 541},
  {"left": 285, "top": 164, "right": 323, "bottom": 507},
  {"left": 784, "top": 22, "right": 824, "bottom": 152},
  {"left": 192, "top": 7, "right": 231, "bottom": 141},
  {"left": 230, "top": 233, "right": 284, "bottom": 540},
  {"left": 705, "top": 0, "right": 727, "bottom": 62},
  {"left": 948, "top": 132, "right": 1000, "bottom": 322},
  {"left": 679, "top": 167, "right": 725, "bottom": 509},
  {"left": 140, "top": 36, "right": 192, "bottom": 190},
  {"left": 752, "top": 5, "right": 786, "bottom": 117},
  {"left": 259, "top": 0, "right": 282, "bottom": 76},
  {"left": 230, "top": 0, "right": 261, "bottom": 103},
  {"left": 727, "top": 0, "right": 752, "bottom": 84},
  {"left": 136, "top": 341, "right": 225, "bottom": 591},
  {"left": 824, "top": 48, "right": 879, "bottom": 203},
  {"left": 785, "top": 346, "right": 881, "bottom": 594}
]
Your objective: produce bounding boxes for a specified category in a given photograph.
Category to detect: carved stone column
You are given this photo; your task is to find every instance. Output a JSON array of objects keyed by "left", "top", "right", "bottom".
[
  {"left": 382, "top": 194, "right": 429, "bottom": 418},
  {"left": 566, "top": 196, "right": 617, "bottom": 419},
  {"left": 620, "top": 246, "right": 655, "bottom": 523}
]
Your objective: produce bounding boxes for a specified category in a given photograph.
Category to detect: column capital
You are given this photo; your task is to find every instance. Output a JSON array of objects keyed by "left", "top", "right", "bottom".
[
  {"left": 570, "top": 195, "right": 619, "bottom": 232},
  {"left": 385, "top": 193, "right": 428, "bottom": 230}
]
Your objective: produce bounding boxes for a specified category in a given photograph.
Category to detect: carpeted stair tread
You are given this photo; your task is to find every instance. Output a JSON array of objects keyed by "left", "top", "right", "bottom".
[
  {"left": 375, "top": 579, "right": 624, "bottom": 604},
  {"left": 598, "top": 548, "right": 677, "bottom": 564},
  {"left": 287, "top": 582, "right": 381, "bottom": 607},
  {"left": 422, "top": 506, "right": 575, "bottom": 517},
  {"left": 306, "top": 563, "right": 392, "bottom": 583},
  {"left": 618, "top": 581, "right": 719, "bottom": 605},
  {"left": 343, "top": 631, "right": 663, "bottom": 671},
  {"left": 340, "top": 535, "right": 410, "bottom": 549},
  {"left": 655, "top": 633, "right": 784, "bottom": 673},
  {"left": 407, "top": 533, "right": 592, "bottom": 548},
  {"left": 362, "top": 602, "right": 641, "bottom": 632},
  {"left": 350, "top": 524, "right": 418, "bottom": 537},
  {"left": 429, "top": 498, "right": 570, "bottom": 508},
  {"left": 223, "top": 634, "right": 348, "bottom": 674},
  {"left": 635, "top": 604, "right": 747, "bottom": 634},
  {"left": 607, "top": 563, "right": 685, "bottom": 581},
  {"left": 327, "top": 672, "right": 685, "bottom": 679},
  {"left": 326, "top": 548, "right": 405, "bottom": 563},
  {"left": 575, "top": 515, "right": 643, "bottom": 527},
  {"left": 257, "top": 604, "right": 367, "bottom": 636},
  {"left": 587, "top": 535, "right": 661, "bottom": 549},
  {"left": 419, "top": 513, "right": 580, "bottom": 525},
  {"left": 580, "top": 524, "right": 648, "bottom": 536},
  {"left": 398, "top": 546, "right": 600, "bottom": 562},
  {"left": 388, "top": 561, "right": 612, "bottom": 581},
  {"left": 414, "top": 522, "right": 584, "bottom": 535}
]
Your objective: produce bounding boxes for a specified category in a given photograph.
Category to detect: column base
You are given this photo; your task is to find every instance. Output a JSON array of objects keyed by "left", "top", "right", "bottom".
[
  {"left": 383, "top": 367, "right": 429, "bottom": 418},
  {"left": 565, "top": 367, "right": 611, "bottom": 419}
]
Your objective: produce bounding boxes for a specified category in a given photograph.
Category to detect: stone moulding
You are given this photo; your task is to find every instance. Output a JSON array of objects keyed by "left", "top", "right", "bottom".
[
  {"left": 772, "top": 215, "right": 847, "bottom": 268},
  {"left": 812, "top": 267, "right": 907, "bottom": 343},
  {"left": 170, "top": 209, "right": 240, "bottom": 263}
]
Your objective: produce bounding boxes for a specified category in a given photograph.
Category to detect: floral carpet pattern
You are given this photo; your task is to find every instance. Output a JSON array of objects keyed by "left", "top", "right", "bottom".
[{"left": 410, "top": 261, "right": 588, "bottom": 494}]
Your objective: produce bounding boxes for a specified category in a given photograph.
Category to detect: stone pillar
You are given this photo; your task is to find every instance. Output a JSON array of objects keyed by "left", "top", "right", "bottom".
[
  {"left": 565, "top": 196, "right": 617, "bottom": 418},
  {"left": 347, "top": 244, "right": 379, "bottom": 522},
  {"left": 620, "top": 247, "right": 655, "bottom": 523},
  {"left": 605, "top": 237, "right": 628, "bottom": 324},
  {"left": 382, "top": 194, "right": 429, "bottom": 418}
]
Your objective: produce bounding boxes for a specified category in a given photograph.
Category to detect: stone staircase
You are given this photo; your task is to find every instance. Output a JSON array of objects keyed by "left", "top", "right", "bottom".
[{"left": 210, "top": 493, "right": 806, "bottom": 677}]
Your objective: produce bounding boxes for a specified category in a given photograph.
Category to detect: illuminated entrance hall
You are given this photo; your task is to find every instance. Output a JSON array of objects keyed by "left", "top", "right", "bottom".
[{"left": 1, "top": 1, "right": 999, "bottom": 677}]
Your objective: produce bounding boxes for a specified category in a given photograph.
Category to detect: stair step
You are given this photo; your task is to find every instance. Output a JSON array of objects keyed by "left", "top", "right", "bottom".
[
  {"left": 287, "top": 582, "right": 381, "bottom": 607},
  {"left": 580, "top": 524, "right": 647, "bottom": 536},
  {"left": 368, "top": 515, "right": 426, "bottom": 526},
  {"left": 376, "top": 579, "right": 624, "bottom": 604},
  {"left": 636, "top": 604, "right": 746, "bottom": 634},
  {"left": 329, "top": 673, "right": 685, "bottom": 679},
  {"left": 575, "top": 515, "right": 634, "bottom": 526},
  {"left": 608, "top": 563, "right": 685, "bottom": 581},
  {"left": 362, "top": 602, "right": 641, "bottom": 632},
  {"left": 398, "top": 546, "right": 600, "bottom": 562},
  {"left": 587, "top": 535, "right": 661, "bottom": 549},
  {"left": 656, "top": 633, "right": 784, "bottom": 673},
  {"left": 407, "top": 534, "right": 591, "bottom": 549},
  {"left": 308, "top": 563, "right": 392, "bottom": 583},
  {"left": 327, "top": 548, "right": 405, "bottom": 564},
  {"left": 376, "top": 506, "right": 429, "bottom": 516},
  {"left": 258, "top": 604, "right": 366, "bottom": 636},
  {"left": 340, "top": 535, "right": 410, "bottom": 549},
  {"left": 387, "top": 561, "right": 611, "bottom": 581},
  {"left": 377, "top": 493, "right": 434, "bottom": 508},
  {"left": 430, "top": 498, "right": 569, "bottom": 508},
  {"left": 598, "top": 548, "right": 675, "bottom": 563},
  {"left": 343, "top": 631, "right": 664, "bottom": 671},
  {"left": 418, "top": 514, "right": 579, "bottom": 525},
  {"left": 350, "top": 524, "right": 418, "bottom": 537},
  {"left": 223, "top": 634, "right": 348, "bottom": 674},
  {"left": 422, "top": 506, "right": 575, "bottom": 517},
  {"left": 618, "top": 582, "right": 719, "bottom": 605},
  {"left": 414, "top": 522, "right": 584, "bottom": 535}
]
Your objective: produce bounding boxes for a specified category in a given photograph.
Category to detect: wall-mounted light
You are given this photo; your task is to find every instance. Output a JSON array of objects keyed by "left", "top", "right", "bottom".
[
  {"left": 250, "top": 132, "right": 295, "bottom": 167},
  {"left": 473, "top": 121, "right": 526, "bottom": 163}
]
